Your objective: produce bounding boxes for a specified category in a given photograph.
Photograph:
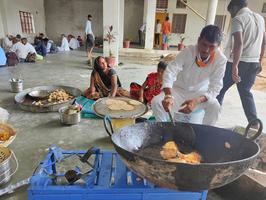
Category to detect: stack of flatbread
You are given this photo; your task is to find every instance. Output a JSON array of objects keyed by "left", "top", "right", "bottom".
[{"left": 106, "top": 99, "right": 142, "bottom": 111}]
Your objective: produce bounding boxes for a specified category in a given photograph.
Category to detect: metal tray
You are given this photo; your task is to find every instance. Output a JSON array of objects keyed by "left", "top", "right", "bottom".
[
  {"left": 14, "top": 85, "right": 82, "bottom": 112},
  {"left": 93, "top": 97, "right": 148, "bottom": 119}
]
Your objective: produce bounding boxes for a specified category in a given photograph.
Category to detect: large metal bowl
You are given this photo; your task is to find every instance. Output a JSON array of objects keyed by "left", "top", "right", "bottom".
[
  {"left": 15, "top": 85, "right": 82, "bottom": 112},
  {"left": 28, "top": 90, "right": 50, "bottom": 99}
]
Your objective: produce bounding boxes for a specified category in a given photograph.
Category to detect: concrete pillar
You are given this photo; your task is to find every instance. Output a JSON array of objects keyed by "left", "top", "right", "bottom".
[
  {"left": 103, "top": 0, "right": 120, "bottom": 64},
  {"left": 144, "top": 0, "right": 156, "bottom": 50},
  {"left": 143, "top": 0, "right": 148, "bottom": 23},
  {"left": 206, "top": 0, "right": 218, "bottom": 25},
  {"left": 0, "top": 0, "right": 8, "bottom": 37},
  {"left": 119, "top": 0, "right": 125, "bottom": 49}
]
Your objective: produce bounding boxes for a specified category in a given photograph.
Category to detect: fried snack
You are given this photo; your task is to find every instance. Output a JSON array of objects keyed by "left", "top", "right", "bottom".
[
  {"left": 0, "top": 130, "right": 10, "bottom": 141},
  {"left": 0, "top": 124, "right": 15, "bottom": 142},
  {"left": 160, "top": 141, "right": 201, "bottom": 164},
  {"left": 177, "top": 151, "right": 201, "bottom": 164},
  {"left": 225, "top": 142, "right": 231, "bottom": 149},
  {"left": 48, "top": 89, "right": 73, "bottom": 102},
  {"left": 160, "top": 141, "right": 178, "bottom": 160},
  {"left": 34, "top": 89, "right": 73, "bottom": 106}
]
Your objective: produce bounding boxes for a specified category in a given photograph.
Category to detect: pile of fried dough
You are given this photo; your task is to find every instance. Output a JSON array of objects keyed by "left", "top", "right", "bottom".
[{"left": 34, "top": 89, "right": 74, "bottom": 106}]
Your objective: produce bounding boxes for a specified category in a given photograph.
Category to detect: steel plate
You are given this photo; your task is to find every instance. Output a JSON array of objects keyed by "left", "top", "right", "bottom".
[
  {"left": 14, "top": 85, "right": 82, "bottom": 112},
  {"left": 93, "top": 97, "right": 148, "bottom": 119}
]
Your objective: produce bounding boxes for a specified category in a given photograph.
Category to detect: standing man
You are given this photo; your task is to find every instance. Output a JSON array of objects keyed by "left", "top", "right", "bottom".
[
  {"left": 162, "top": 16, "right": 171, "bottom": 49},
  {"left": 154, "top": 19, "right": 162, "bottom": 48},
  {"left": 217, "top": 0, "right": 265, "bottom": 128},
  {"left": 151, "top": 25, "right": 227, "bottom": 125},
  {"left": 85, "top": 14, "right": 95, "bottom": 66},
  {"left": 138, "top": 23, "right": 146, "bottom": 46}
]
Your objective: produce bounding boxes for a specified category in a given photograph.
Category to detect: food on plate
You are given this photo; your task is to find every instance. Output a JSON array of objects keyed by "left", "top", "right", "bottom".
[
  {"left": 106, "top": 99, "right": 127, "bottom": 106},
  {"left": 0, "top": 123, "right": 15, "bottom": 141},
  {"left": 106, "top": 99, "right": 135, "bottom": 111},
  {"left": 160, "top": 141, "right": 201, "bottom": 164},
  {"left": 0, "top": 130, "right": 11, "bottom": 141},
  {"left": 33, "top": 89, "right": 74, "bottom": 106},
  {"left": 108, "top": 104, "right": 122, "bottom": 111},
  {"left": 122, "top": 104, "right": 134, "bottom": 111},
  {"left": 128, "top": 100, "right": 142, "bottom": 106},
  {"left": 48, "top": 89, "right": 73, "bottom": 102}
]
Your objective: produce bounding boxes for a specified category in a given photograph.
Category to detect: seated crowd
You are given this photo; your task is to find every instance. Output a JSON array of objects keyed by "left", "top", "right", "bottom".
[{"left": 0, "top": 32, "right": 83, "bottom": 66}]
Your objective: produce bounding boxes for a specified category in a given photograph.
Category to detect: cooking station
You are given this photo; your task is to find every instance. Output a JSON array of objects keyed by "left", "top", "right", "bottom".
[
  {"left": 28, "top": 146, "right": 208, "bottom": 200},
  {"left": 27, "top": 117, "right": 264, "bottom": 200}
]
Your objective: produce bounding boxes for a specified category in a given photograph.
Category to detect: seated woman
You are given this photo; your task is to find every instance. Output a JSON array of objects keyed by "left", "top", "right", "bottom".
[
  {"left": 130, "top": 61, "right": 167, "bottom": 105},
  {"left": 84, "top": 56, "right": 129, "bottom": 99}
]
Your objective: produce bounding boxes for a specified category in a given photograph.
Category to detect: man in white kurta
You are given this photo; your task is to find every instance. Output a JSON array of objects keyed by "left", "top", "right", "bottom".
[
  {"left": 151, "top": 25, "right": 227, "bottom": 126},
  {"left": 10, "top": 38, "right": 36, "bottom": 61},
  {"left": 58, "top": 34, "right": 70, "bottom": 52}
]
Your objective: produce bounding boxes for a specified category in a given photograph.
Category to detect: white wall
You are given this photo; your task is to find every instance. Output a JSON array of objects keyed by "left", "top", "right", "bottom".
[
  {"left": 0, "top": 9, "right": 5, "bottom": 38},
  {"left": 0, "top": 0, "right": 45, "bottom": 42},
  {"left": 45, "top": 0, "right": 103, "bottom": 43},
  {"left": 124, "top": 0, "right": 144, "bottom": 43}
]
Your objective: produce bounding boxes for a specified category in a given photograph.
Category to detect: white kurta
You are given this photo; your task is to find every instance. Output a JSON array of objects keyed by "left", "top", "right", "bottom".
[
  {"left": 3, "top": 36, "right": 12, "bottom": 52},
  {"left": 151, "top": 45, "right": 227, "bottom": 125},
  {"left": 10, "top": 42, "right": 36, "bottom": 59},
  {"left": 58, "top": 37, "right": 70, "bottom": 52},
  {"left": 69, "top": 38, "right": 79, "bottom": 50}
]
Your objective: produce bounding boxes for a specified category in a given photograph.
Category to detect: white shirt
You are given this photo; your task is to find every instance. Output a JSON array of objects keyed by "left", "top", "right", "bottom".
[
  {"left": 155, "top": 23, "right": 161, "bottom": 34},
  {"left": 139, "top": 24, "right": 146, "bottom": 32},
  {"left": 163, "top": 45, "right": 227, "bottom": 101},
  {"left": 226, "top": 7, "right": 265, "bottom": 63},
  {"left": 3, "top": 36, "right": 12, "bottom": 51},
  {"left": 69, "top": 38, "right": 79, "bottom": 50},
  {"left": 58, "top": 37, "right": 70, "bottom": 51},
  {"left": 85, "top": 20, "right": 94, "bottom": 38},
  {"left": 10, "top": 42, "right": 36, "bottom": 59}
]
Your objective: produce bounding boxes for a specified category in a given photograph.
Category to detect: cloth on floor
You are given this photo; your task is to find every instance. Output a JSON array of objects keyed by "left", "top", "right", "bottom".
[{"left": 75, "top": 96, "right": 100, "bottom": 119}]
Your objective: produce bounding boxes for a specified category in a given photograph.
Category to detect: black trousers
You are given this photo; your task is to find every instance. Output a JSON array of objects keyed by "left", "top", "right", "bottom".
[
  {"left": 138, "top": 30, "right": 144, "bottom": 46},
  {"left": 154, "top": 33, "right": 160, "bottom": 45},
  {"left": 217, "top": 61, "right": 261, "bottom": 123}
]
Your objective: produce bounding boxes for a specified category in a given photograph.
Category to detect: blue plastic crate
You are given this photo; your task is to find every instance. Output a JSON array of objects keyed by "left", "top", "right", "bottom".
[{"left": 28, "top": 146, "right": 207, "bottom": 200}]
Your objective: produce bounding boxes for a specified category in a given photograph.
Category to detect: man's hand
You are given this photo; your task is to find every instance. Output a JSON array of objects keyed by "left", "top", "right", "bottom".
[
  {"left": 162, "top": 97, "right": 174, "bottom": 112},
  {"left": 178, "top": 99, "right": 198, "bottom": 114},
  {"left": 232, "top": 66, "right": 241, "bottom": 83}
]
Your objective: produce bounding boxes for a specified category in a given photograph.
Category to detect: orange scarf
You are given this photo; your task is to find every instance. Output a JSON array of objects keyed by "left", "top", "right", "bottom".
[{"left": 195, "top": 51, "right": 215, "bottom": 68}]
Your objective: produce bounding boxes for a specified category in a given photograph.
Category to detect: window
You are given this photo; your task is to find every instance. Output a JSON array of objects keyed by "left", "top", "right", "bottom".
[
  {"left": 156, "top": 0, "right": 168, "bottom": 9},
  {"left": 172, "top": 14, "right": 187, "bottom": 33},
  {"left": 262, "top": 3, "right": 266, "bottom": 13},
  {"left": 19, "top": 11, "right": 35, "bottom": 34},
  {"left": 214, "top": 15, "right": 226, "bottom": 31},
  {"left": 176, "top": 0, "right": 187, "bottom": 8}
]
